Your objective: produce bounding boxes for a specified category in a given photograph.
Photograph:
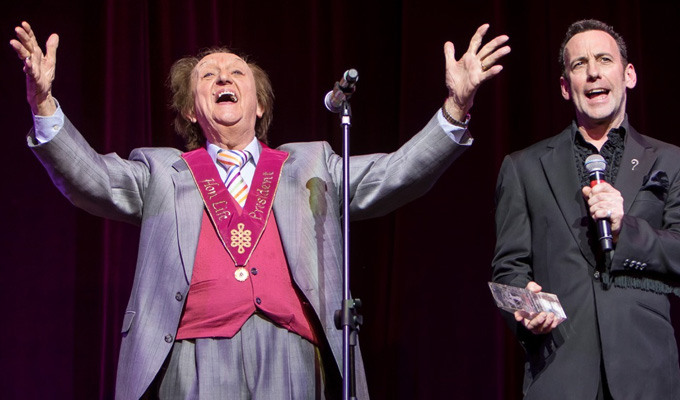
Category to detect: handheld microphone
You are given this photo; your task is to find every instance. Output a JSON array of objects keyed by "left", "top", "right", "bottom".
[
  {"left": 324, "top": 69, "right": 359, "bottom": 113},
  {"left": 584, "top": 154, "right": 613, "bottom": 252}
]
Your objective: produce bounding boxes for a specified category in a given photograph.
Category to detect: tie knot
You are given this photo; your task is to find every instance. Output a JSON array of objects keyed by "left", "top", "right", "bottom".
[{"left": 217, "top": 149, "right": 250, "bottom": 169}]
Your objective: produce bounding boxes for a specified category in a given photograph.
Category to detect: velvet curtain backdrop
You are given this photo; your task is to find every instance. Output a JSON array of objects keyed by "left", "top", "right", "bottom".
[{"left": 3, "top": 1, "right": 680, "bottom": 399}]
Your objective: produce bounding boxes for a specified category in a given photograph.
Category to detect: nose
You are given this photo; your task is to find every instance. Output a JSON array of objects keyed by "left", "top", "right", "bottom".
[
  {"left": 217, "top": 73, "right": 232, "bottom": 85},
  {"left": 586, "top": 62, "right": 600, "bottom": 81}
]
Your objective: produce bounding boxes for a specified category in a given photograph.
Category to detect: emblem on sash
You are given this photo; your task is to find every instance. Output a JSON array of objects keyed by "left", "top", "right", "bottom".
[{"left": 230, "top": 223, "right": 252, "bottom": 254}]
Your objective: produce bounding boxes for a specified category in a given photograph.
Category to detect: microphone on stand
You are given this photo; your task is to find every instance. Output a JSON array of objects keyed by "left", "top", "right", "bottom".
[
  {"left": 324, "top": 69, "right": 359, "bottom": 113},
  {"left": 584, "top": 154, "right": 613, "bottom": 252}
]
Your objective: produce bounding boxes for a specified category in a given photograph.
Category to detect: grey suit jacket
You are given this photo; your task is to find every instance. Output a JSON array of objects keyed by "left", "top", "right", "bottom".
[
  {"left": 492, "top": 122, "right": 680, "bottom": 399},
  {"left": 30, "top": 112, "right": 467, "bottom": 399}
]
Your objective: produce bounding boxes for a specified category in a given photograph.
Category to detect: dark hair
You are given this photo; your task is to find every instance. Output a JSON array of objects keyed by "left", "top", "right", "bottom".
[
  {"left": 559, "top": 19, "right": 629, "bottom": 78},
  {"left": 168, "top": 47, "right": 274, "bottom": 150}
]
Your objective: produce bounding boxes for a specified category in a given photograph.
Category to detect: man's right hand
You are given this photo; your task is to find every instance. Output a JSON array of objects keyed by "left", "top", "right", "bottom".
[
  {"left": 9, "top": 21, "right": 59, "bottom": 116},
  {"left": 514, "top": 281, "right": 560, "bottom": 335}
]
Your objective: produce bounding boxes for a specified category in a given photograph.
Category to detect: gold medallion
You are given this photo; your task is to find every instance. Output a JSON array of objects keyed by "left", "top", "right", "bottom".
[{"left": 234, "top": 267, "right": 249, "bottom": 282}]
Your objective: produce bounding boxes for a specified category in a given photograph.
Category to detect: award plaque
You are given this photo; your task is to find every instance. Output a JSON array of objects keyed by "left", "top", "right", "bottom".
[{"left": 488, "top": 282, "right": 567, "bottom": 323}]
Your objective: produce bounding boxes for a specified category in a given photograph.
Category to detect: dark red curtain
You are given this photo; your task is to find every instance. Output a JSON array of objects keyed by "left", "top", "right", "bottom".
[{"left": 3, "top": 1, "right": 680, "bottom": 399}]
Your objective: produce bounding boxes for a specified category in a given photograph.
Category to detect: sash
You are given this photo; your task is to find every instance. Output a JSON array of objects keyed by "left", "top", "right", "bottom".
[{"left": 181, "top": 144, "right": 289, "bottom": 281}]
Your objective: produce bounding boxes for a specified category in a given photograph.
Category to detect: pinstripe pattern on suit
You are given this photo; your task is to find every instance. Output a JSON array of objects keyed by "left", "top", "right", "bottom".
[{"left": 29, "top": 112, "right": 469, "bottom": 399}]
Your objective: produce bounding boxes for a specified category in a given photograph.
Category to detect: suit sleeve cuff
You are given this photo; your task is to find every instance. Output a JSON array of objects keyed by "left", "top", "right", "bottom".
[
  {"left": 33, "top": 99, "right": 64, "bottom": 144},
  {"left": 436, "top": 109, "right": 473, "bottom": 146}
]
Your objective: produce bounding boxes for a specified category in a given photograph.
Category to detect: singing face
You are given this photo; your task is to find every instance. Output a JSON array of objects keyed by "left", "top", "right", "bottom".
[
  {"left": 188, "top": 52, "right": 263, "bottom": 145},
  {"left": 560, "top": 30, "right": 637, "bottom": 130}
]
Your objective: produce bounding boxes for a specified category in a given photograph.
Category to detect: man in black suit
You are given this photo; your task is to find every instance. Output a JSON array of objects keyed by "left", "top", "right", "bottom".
[{"left": 492, "top": 19, "right": 680, "bottom": 399}]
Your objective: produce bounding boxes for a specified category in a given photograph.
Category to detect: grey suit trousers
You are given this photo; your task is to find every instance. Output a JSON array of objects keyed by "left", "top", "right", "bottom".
[{"left": 155, "top": 314, "right": 325, "bottom": 400}]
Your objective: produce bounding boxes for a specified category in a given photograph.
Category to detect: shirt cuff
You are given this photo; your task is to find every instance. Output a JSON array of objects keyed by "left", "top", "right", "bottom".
[
  {"left": 436, "top": 109, "right": 473, "bottom": 146},
  {"left": 33, "top": 99, "right": 64, "bottom": 144}
]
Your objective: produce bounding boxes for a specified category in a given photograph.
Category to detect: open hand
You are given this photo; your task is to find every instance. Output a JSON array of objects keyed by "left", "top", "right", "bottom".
[
  {"left": 9, "top": 21, "right": 59, "bottom": 115},
  {"left": 443, "top": 24, "right": 510, "bottom": 120}
]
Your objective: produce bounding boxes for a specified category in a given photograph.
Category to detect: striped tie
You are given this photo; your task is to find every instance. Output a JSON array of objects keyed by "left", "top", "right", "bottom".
[{"left": 217, "top": 149, "right": 251, "bottom": 207}]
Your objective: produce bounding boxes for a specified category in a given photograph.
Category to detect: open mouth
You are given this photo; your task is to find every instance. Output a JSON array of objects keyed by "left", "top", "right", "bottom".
[
  {"left": 216, "top": 90, "right": 238, "bottom": 103},
  {"left": 585, "top": 88, "right": 609, "bottom": 99}
]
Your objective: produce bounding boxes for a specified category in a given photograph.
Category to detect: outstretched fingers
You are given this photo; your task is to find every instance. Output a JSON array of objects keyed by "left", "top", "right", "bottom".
[
  {"left": 478, "top": 35, "right": 510, "bottom": 77},
  {"left": 11, "top": 21, "right": 37, "bottom": 60},
  {"left": 45, "top": 33, "right": 59, "bottom": 65},
  {"left": 462, "top": 23, "right": 511, "bottom": 79},
  {"left": 466, "top": 23, "right": 490, "bottom": 55},
  {"left": 444, "top": 41, "right": 457, "bottom": 72}
]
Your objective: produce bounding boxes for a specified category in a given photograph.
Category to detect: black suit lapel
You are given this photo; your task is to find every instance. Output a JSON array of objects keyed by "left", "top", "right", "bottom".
[
  {"left": 540, "top": 128, "right": 597, "bottom": 267},
  {"left": 615, "top": 126, "right": 657, "bottom": 213}
]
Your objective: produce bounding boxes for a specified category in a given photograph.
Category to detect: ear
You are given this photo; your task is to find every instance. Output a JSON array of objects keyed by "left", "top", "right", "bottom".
[
  {"left": 256, "top": 102, "right": 264, "bottom": 119},
  {"left": 624, "top": 63, "right": 637, "bottom": 90},
  {"left": 560, "top": 76, "right": 571, "bottom": 101},
  {"left": 183, "top": 109, "right": 197, "bottom": 124}
]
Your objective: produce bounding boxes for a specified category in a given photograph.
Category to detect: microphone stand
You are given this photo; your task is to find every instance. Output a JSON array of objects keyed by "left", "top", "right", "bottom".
[{"left": 331, "top": 90, "right": 363, "bottom": 400}]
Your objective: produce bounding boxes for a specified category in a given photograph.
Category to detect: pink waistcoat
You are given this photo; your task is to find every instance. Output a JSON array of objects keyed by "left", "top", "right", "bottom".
[{"left": 176, "top": 210, "right": 316, "bottom": 343}]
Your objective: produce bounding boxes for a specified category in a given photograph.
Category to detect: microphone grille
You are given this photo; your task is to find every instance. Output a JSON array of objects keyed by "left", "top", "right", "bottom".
[
  {"left": 584, "top": 154, "right": 607, "bottom": 173},
  {"left": 344, "top": 69, "right": 359, "bottom": 83}
]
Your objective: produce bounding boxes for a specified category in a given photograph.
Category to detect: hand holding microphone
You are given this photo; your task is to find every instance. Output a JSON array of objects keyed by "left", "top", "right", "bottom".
[{"left": 583, "top": 154, "right": 624, "bottom": 251}]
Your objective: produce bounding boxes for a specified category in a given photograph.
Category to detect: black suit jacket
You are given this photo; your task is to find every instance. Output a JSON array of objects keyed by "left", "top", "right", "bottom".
[{"left": 493, "top": 121, "right": 680, "bottom": 399}]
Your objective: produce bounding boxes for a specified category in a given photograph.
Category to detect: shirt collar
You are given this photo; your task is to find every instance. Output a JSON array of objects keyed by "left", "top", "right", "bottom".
[{"left": 571, "top": 114, "right": 629, "bottom": 146}]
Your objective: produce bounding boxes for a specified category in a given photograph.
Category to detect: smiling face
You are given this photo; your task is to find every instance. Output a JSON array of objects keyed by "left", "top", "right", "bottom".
[
  {"left": 187, "top": 52, "right": 263, "bottom": 149},
  {"left": 560, "top": 30, "right": 637, "bottom": 132}
]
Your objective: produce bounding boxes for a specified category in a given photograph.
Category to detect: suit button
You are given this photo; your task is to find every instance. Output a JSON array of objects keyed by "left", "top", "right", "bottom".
[
  {"left": 251, "top": 268, "right": 258, "bottom": 275},
  {"left": 641, "top": 263, "right": 647, "bottom": 269},
  {"left": 623, "top": 259, "right": 630, "bottom": 267},
  {"left": 164, "top": 334, "right": 173, "bottom": 343},
  {"left": 256, "top": 297, "right": 262, "bottom": 305},
  {"left": 175, "top": 292, "right": 183, "bottom": 301},
  {"left": 594, "top": 271, "right": 601, "bottom": 279}
]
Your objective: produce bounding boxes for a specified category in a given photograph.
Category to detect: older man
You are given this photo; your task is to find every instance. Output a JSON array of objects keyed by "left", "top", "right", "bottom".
[
  {"left": 12, "top": 20, "right": 509, "bottom": 399},
  {"left": 493, "top": 19, "right": 680, "bottom": 399}
]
